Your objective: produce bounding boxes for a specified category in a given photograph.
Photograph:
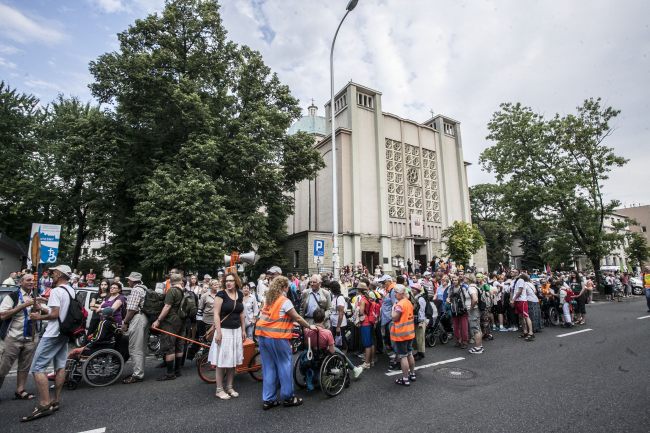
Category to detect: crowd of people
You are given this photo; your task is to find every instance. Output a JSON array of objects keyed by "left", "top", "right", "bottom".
[{"left": 1, "top": 260, "right": 649, "bottom": 421}]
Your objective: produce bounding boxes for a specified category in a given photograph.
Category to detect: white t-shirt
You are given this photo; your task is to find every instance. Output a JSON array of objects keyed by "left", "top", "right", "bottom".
[
  {"left": 257, "top": 280, "right": 269, "bottom": 302},
  {"left": 525, "top": 282, "right": 539, "bottom": 303},
  {"left": 43, "top": 284, "right": 75, "bottom": 338},
  {"left": 513, "top": 278, "right": 527, "bottom": 302},
  {"left": 329, "top": 295, "right": 347, "bottom": 327},
  {"left": 467, "top": 285, "right": 479, "bottom": 310},
  {"left": 279, "top": 298, "right": 294, "bottom": 318}
]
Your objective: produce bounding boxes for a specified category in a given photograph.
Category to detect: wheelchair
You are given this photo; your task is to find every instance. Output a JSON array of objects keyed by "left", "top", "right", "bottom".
[
  {"left": 292, "top": 344, "right": 349, "bottom": 397},
  {"left": 61, "top": 323, "right": 129, "bottom": 389}
]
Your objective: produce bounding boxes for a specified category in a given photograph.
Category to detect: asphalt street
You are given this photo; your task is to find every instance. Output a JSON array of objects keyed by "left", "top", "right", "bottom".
[{"left": 1, "top": 296, "right": 648, "bottom": 433}]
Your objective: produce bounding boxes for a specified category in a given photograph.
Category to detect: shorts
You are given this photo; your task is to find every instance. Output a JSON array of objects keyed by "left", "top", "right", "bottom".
[
  {"left": 159, "top": 327, "right": 185, "bottom": 356},
  {"left": 392, "top": 338, "right": 414, "bottom": 358},
  {"left": 514, "top": 301, "right": 529, "bottom": 318},
  {"left": 360, "top": 325, "right": 374, "bottom": 348},
  {"left": 468, "top": 309, "right": 481, "bottom": 335},
  {"left": 30, "top": 335, "right": 69, "bottom": 373}
]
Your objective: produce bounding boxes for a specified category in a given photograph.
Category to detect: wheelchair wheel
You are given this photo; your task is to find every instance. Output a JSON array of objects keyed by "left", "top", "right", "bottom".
[
  {"left": 549, "top": 307, "right": 561, "bottom": 327},
  {"left": 319, "top": 354, "right": 347, "bottom": 397},
  {"left": 425, "top": 328, "right": 437, "bottom": 347},
  {"left": 196, "top": 352, "right": 216, "bottom": 384},
  {"left": 293, "top": 356, "right": 307, "bottom": 389},
  {"left": 248, "top": 351, "right": 263, "bottom": 382},
  {"left": 439, "top": 330, "right": 449, "bottom": 344},
  {"left": 82, "top": 349, "right": 124, "bottom": 387}
]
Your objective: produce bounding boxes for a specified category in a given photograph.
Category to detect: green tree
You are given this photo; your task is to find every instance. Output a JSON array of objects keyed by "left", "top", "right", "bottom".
[
  {"left": 480, "top": 98, "right": 627, "bottom": 288},
  {"left": 40, "top": 97, "right": 121, "bottom": 269},
  {"left": 0, "top": 81, "right": 49, "bottom": 243},
  {"left": 89, "top": 0, "right": 323, "bottom": 275},
  {"left": 469, "top": 183, "right": 514, "bottom": 271},
  {"left": 626, "top": 232, "right": 649, "bottom": 269},
  {"left": 441, "top": 221, "right": 485, "bottom": 267}
]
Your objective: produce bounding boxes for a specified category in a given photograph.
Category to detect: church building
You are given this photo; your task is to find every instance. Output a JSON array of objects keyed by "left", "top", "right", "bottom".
[{"left": 284, "top": 82, "right": 487, "bottom": 275}]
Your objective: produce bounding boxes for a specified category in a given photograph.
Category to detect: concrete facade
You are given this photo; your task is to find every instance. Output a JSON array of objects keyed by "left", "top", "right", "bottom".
[
  {"left": 285, "top": 82, "right": 487, "bottom": 275},
  {"left": 614, "top": 205, "right": 649, "bottom": 268},
  {"left": 0, "top": 233, "right": 26, "bottom": 281}
]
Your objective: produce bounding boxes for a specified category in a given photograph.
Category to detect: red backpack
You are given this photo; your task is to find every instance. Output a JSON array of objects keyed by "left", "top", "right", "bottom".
[{"left": 363, "top": 295, "right": 380, "bottom": 325}]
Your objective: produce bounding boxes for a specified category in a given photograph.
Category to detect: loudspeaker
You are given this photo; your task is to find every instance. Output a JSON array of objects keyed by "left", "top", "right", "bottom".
[{"left": 224, "top": 251, "right": 258, "bottom": 266}]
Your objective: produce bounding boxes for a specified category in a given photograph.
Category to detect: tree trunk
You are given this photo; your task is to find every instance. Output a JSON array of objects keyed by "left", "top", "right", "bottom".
[
  {"left": 590, "top": 257, "right": 603, "bottom": 294},
  {"left": 71, "top": 211, "right": 86, "bottom": 270}
]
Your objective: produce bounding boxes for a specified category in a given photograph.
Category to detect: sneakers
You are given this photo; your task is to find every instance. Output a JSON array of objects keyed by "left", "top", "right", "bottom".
[
  {"left": 508, "top": 327, "right": 518, "bottom": 332},
  {"left": 351, "top": 366, "right": 364, "bottom": 379},
  {"left": 361, "top": 362, "right": 371, "bottom": 369},
  {"left": 498, "top": 326, "right": 507, "bottom": 332},
  {"left": 468, "top": 346, "right": 484, "bottom": 354}
]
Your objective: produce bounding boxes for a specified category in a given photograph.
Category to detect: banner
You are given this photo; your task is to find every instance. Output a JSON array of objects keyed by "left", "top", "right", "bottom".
[
  {"left": 410, "top": 213, "right": 423, "bottom": 237},
  {"left": 28, "top": 223, "right": 62, "bottom": 264}
]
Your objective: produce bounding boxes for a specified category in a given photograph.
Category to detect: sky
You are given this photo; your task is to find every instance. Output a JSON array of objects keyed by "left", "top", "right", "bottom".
[{"left": 1, "top": 0, "right": 648, "bottom": 207}]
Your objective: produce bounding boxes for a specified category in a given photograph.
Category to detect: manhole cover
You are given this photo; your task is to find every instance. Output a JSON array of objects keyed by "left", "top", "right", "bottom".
[{"left": 435, "top": 367, "right": 476, "bottom": 380}]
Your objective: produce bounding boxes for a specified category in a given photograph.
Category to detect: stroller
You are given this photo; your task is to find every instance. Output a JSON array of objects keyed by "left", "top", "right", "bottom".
[
  {"left": 425, "top": 311, "right": 450, "bottom": 347},
  {"left": 53, "top": 314, "right": 130, "bottom": 389}
]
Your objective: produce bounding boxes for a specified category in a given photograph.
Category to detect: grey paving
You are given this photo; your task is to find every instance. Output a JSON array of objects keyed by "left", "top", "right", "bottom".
[{"left": 1, "top": 297, "right": 648, "bottom": 433}]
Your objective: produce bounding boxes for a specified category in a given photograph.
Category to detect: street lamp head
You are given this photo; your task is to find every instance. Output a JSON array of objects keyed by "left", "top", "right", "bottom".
[{"left": 346, "top": 0, "right": 359, "bottom": 11}]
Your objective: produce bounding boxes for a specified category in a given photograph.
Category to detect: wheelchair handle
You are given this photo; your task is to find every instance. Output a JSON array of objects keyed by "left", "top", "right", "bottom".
[{"left": 306, "top": 335, "right": 313, "bottom": 361}]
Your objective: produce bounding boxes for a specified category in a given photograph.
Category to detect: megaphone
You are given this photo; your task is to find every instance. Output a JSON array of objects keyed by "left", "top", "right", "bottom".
[{"left": 224, "top": 251, "right": 258, "bottom": 266}]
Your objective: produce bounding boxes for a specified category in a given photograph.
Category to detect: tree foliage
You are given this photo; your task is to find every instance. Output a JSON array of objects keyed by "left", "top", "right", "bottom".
[
  {"left": 441, "top": 221, "right": 485, "bottom": 267},
  {"left": 469, "top": 183, "right": 513, "bottom": 272},
  {"left": 480, "top": 98, "right": 627, "bottom": 285},
  {"left": 89, "top": 0, "right": 323, "bottom": 274},
  {"left": 626, "top": 232, "right": 649, "bottom": 269}
]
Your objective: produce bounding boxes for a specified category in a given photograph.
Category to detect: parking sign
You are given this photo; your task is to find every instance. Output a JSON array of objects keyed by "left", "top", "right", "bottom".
[{"left": 313, "top": 239, "right": 325, "bottom": 257}]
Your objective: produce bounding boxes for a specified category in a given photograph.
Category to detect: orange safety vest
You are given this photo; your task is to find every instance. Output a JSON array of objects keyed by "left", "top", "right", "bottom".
[
  {"left": 390, "top": 298, "right": 415, "bottom": 342},
  {"left": 644, "top": 273, "right": 650, "bottom": 289},
  {"left": 255, "top": 295, "right": 293, "bottom": 339}
]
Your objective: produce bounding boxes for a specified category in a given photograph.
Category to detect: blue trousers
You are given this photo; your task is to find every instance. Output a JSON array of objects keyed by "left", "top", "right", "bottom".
[
  {"left": 258, "top": 336, "right": 293, "bottom": 402},
  {"left": 645, "top": 288, "right": 650, "bottom": 311}
]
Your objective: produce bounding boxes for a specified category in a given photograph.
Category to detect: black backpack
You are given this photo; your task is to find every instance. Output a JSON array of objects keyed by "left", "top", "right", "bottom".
[
  {"left": 58, "top": 286, "right": 84, "bottom": 337},
  {"left": 476, "top": 287, "right": 487, "bottom": 312},
  {"left": 450, "top": 287, "right": 468, "bottom": 317},
  {"left": 0, "top": 290, "right": 19, "bottom": 340},
  {"left": 423, "top": 294, "right": 435, "bottom": 320},
  {"left": 141, "top": 285, "right": 165, "bottom": 321}
]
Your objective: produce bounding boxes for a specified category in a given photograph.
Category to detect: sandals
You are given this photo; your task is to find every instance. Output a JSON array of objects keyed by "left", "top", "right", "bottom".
[
  {"left": 395, "top": 378, "right": 411, "bottom": 386},
  {"left": 14, "top": 390, "right": 35, "bottom": 400},
  {"left": 408, "top": 372, "right": 417, "bottom": 382},
  {"left": 215, "top": 390, "right": 231, "bottom": 400},
  {"left": 122, "top": 375, "right": 143, "bottom": 384},
  {"left": 50, "top": 401, "right": 60, "bottom": 412},
  {"left": 263, "top": 400, "right": 280, "bottom": 410},
  {"left": 524, "top": 334, "right": 535, "bottom": 342},
  {"left": 225, "top": 388, "right": 239, "bottom": 398},
  {"left": 20, "top": 404, "right": 53, "bottom": 422},
  {"left": 283, "top": 396, "right": 304, "bottom": 407}
]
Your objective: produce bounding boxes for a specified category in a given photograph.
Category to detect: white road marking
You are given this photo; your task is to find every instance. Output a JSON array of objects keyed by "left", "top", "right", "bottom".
[
  {"left": 636, "top": 315, "right": 650, "bottom": 320},
  {"left": 556, "top": 328, "right": 593, "bottom": 338},
  {"left": 385, "top": 356, "right": 465, "bottom": 376},
  {"left": 77, "top": 428, "right": 106, "bottom": 433}
]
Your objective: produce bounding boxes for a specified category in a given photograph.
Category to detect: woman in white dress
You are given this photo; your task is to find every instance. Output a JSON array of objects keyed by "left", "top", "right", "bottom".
[{"left": 208, "top": 272, "right": 245, "bottom": 400}]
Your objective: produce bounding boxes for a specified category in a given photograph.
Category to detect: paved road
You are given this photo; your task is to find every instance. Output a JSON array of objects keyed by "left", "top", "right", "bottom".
[{"left": 1, "top": 297, "right": 648, "bottom": 433}]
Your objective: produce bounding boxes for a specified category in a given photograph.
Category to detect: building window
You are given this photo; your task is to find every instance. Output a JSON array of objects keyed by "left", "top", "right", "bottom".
[
  {"left": 293, "top": 250, "right": 299, "bottom": 268},
  {"left": 334, "top": 94, "right": 347, "bottom": 112},
  {"left": 357, "top": 92, "right": 374, "bottom": 109},
  {"left": 443, "top": 122, "right": 455, "bottom": 136},
  {"left": 643, "top": 226, "right": 647, "bottom": 232}
]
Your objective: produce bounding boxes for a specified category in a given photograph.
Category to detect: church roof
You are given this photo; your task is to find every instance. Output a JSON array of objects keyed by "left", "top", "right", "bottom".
[{"left": 287, "top": 113, "right": 328, "bottom": 136}]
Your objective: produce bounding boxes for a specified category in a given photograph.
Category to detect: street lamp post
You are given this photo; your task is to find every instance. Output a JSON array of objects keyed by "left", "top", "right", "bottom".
[{"left": 330, "top": 0, "right": 358, "bottom": 281}]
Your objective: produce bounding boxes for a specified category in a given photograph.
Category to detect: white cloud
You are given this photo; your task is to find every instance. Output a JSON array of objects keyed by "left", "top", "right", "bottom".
[
  {"left": 0, "top": 42, "right": 21, "bottom": 54},
  {"left": 220, "top": 0, "right": 650, "bottom": 205},
  {"left": 0, "top": 56, "right": 17, "bottom": 69},
  {"left": 24, "top": 79, "right": 61, "bottom": 91},
  {"left": 0, "top": 3, "right": 66, "bottom": 44},
  {"left": 94, "top": 0, "right": 126, "bottom": 13}
]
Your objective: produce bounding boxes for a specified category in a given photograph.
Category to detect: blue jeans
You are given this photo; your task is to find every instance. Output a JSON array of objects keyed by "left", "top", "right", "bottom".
[
  {"left": 258, "top": 336, "right": 293, "bottom": 402},
  {"left": 645, "top": 288, "right": 650, "bottom": 311}
]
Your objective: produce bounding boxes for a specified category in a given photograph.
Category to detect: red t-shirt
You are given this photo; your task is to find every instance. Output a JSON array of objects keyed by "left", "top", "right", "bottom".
[{"left": 304, "top": 327, "right": 334, "bottom": 351}]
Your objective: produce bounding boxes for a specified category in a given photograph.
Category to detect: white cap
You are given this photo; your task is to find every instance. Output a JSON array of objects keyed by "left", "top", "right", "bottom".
[{"left": 267, "top": 266, "right": 282, "bottom": 275}]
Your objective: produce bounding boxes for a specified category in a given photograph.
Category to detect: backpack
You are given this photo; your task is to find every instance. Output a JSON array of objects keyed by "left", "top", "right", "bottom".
[
  {"left": 58, "top": 285, "right": 84, "bottom": 338},
  {"left": 362, "top": 295, "right": 380, "bottom": 326},
  {"left": 422, "top": 294, "right": 435, "bottom": 321},
  {"left": 450, "top": 287, "right": 468, "bottom": 317},
  {"left": 0, "top": 290, "right": 19, "bottom": 340},
  {"left": 476, "top": 287, "right": 487, "bottom": 312},
  {"left": 178, "top": 289, "right": 198, "bottom": 321},
  {"left": 142, "top": 284, "right": 165, "bottom": 321}
]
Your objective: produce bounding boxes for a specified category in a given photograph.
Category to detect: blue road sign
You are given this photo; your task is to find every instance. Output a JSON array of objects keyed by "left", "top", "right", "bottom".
[{"left": 313, "top": 239, "right": 325, "bottom": 257}]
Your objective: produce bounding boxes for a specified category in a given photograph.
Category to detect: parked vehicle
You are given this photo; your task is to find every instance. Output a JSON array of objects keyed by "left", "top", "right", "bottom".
[{"left": 629, "top": 277, "right": 644, "bottom": 296}]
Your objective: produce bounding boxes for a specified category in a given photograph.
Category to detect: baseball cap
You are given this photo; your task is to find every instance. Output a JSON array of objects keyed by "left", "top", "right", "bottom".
[
  {"left": 49, "top": 264, "right": 72, "bottom": 279},
  {"left": 267, "top": 266, "right": 282, "bottom": 275}
]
